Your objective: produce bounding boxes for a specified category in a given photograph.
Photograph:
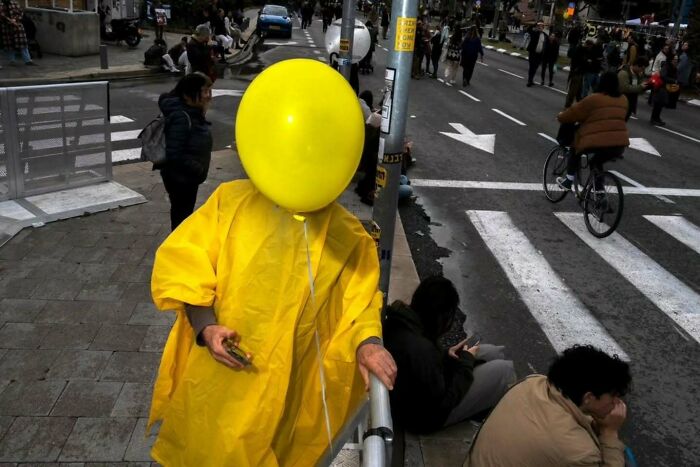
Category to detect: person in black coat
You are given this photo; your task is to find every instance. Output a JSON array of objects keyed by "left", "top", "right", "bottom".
[
  {"left": 383, "top": 276, "right": 515, "bottom": 434},
  {"left": 526, "top": 21, "right": 548, "bottom": 86},
  {"left": 187, "top": 25, "right": 216, "bottom": 78},
  {"left": 158, "top": 73, "right": 213, "bottom": 230},
  {"left": 541, "top": 31, "right": 561, "bottom": 86}
]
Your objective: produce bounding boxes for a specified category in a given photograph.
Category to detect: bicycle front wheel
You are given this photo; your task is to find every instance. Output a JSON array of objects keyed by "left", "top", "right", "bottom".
[
  {"left": 584, "top": 171, "right": 624, "bottom": 238},
  {"left": 543, "top": 145, "right": 569, "bottom": 203}
]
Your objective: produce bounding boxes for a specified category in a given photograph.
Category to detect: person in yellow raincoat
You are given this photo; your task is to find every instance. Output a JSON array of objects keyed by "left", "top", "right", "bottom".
[{"left": 147, "top": 59, "right": 397, "bottom": 466}]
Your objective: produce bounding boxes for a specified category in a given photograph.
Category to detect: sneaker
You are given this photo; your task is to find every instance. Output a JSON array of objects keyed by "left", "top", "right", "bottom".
[
  {"left": 548, "top": 82, "right": 554, "bottom": 87},
  {"left": 651, "top": 119, "right": 666, "bottom": 126},
  {"left": 556, "top": 177, "right": 572, "bottom": 190},
  {"left": 526, "top": 82, "right": 533, "bottom": 87},
  {"left": 25, "top": 61, "right": 37, "bottom": 66}
]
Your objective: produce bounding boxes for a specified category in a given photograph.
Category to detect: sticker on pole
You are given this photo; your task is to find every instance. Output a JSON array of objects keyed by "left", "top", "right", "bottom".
[
  {"left": 395, "top": 17, "right": 416, "bottom": 52},
  {"left": 381, "top": 68, "right": 395, "bottom": 134},
  {"left": 339, "top": 38, "right": 350, "bottom": 53}
]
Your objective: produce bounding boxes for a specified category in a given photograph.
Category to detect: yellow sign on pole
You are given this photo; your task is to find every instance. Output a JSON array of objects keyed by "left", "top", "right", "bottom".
[
  {"left": 395, "top": 17, "right": 416, "bottom": 52},
  {"left": 339, "top": 38, "right": 350, "bottom": 53}
]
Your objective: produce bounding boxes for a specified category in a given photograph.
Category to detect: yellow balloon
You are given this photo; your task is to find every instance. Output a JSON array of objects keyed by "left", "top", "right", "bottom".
[{"left": 235, "top": 58, "right": 365, "bottom": 213}]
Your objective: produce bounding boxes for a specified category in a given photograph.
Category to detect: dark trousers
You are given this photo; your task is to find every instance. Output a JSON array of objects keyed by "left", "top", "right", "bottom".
[
  {"left": 625, "top": 93, "right": 638, "bottom": 121},
  {"left": 651, "top": 103, "right": 664, "bottom": 122},
  {"left": 462, "top": 59, "right": 477, "bottom": 84},
  {"left": 565, "top": 73, "right": 583, "bottom": 108},
  {"left": 162, "top": 174, "right": 199, "bottom": 231},
  {"left": 430, "top": 46, "right": 442, "bottom": 75},
  {"left": 423, "top": 52, "right": 431, "bottom": 73},
  {"left": 567, "top": 147, "right": 625, "bottom": 177},
  {"left": 527, "top": 53, "right": 543, "bottom": 84},
  {"left": 541, "top": 60, "right": 555, "bottom": 83}
]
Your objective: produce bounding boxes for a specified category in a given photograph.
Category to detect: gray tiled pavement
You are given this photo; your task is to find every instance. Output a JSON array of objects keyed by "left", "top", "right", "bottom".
[{"left": 0, "top": 147, "right": 473, "bottom": 465}]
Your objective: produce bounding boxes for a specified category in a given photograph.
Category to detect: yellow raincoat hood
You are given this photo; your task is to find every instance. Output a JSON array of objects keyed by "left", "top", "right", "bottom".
[{"left": 149, "top": 180, "right": 382, "bottom": 466}]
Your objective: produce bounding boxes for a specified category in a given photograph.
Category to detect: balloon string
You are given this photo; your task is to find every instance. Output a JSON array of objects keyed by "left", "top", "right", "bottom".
[{"left": 295, "top": 214, "right": 334, "bottom": 460}]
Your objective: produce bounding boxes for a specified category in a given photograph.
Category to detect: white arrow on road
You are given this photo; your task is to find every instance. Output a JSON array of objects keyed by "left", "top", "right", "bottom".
[
  {"left": 212, "top": 89, "right": 244, "bottom": 98},
  {"left": 440, "top": 123, "right": 496, "bottom": 155},
  {"left": 629, "top": 137, "right": 661, "bottom": 157}
]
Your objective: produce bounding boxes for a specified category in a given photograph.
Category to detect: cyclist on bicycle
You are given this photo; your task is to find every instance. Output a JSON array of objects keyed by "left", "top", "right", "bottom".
[{"left": 556, "top": 71, "right": 630, "bottom": 191}]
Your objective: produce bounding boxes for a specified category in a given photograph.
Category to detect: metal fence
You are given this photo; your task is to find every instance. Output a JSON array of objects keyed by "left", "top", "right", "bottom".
[{"left": 0, "top": 81, "right": 112, "bottom": 201}]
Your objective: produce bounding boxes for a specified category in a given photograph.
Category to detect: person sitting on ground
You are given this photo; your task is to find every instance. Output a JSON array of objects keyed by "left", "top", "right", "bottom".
[
  {"left": 465, "top": 345, "right": 631, "bottom": 467},
  {"left": 213, "top": 8, "right": 233, "bottom": 53},
  {"left": 144, "top": 38, "right": 168, "bottom": 68},
  {"left": 161, "top": 36, "right": 188, "bottom": 72},
  {"left": 618, "top": 56, "right": 650, "bottom": 121},
  {"left": 556, "top": 71, "right": 629, "bottom": 191},
  {"left": 383, "top": 276, "right": 516, "bottom": 434}
]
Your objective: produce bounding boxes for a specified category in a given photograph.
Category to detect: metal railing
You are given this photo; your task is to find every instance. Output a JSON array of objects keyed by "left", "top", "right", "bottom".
[
  {"left": 0, "top": 81, "right": 112, "bottom": 201},
  {"left": 319, "top": 374, "right": 394, "bottom": 467}
]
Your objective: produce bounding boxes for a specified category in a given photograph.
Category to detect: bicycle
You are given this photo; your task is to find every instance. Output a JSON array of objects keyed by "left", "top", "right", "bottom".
[{"left": 542, "top": 145, "right": 624, "bottom": 238}]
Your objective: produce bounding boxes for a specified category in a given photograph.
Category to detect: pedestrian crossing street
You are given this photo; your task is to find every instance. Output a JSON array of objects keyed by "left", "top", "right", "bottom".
[{"left": 465, "top": 210, "right": 700, "bottom": 359}]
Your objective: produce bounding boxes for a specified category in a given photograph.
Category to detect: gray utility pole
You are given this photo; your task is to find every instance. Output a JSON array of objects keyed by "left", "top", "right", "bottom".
[
  {"left": 372, "top": 0, "right": 418, "bottom": 301},
  {"left": 363, "top": 0, "right": 419, "bottom": 461},
  {"left": 672, "top": 0, "right": 689, "bottom": 37},
  {"left": 339, "top": 0, "right": 356, "bottom": 80}
]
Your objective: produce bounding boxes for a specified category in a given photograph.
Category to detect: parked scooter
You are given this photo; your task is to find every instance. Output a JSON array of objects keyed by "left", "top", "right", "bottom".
[{"left": 100, "top": 17, "right": 142, "bottom": 47}]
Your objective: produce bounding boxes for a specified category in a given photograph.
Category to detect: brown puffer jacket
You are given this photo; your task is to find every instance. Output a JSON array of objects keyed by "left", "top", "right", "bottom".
[{"left": 557, "top": 93, "right": 629, "bottom": 154}]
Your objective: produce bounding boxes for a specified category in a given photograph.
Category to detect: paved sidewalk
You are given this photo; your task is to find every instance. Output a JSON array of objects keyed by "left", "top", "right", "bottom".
[
  {"left": 0, "top": 10, "right": 259, "bottom": 86},
  {"left": 0, "top": 147, "right": 473, "bottom": 465}
]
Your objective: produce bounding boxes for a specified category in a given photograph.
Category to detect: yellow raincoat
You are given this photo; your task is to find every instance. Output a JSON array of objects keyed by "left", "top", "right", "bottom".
[{"left": 148, "top": 180, "right": 383, "bottom": 466}]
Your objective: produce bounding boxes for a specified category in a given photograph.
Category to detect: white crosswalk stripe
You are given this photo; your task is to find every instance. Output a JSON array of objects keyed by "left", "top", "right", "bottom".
[
  {"left": 643, "top": 215, "right": 700, "bottom": 255},
  {"left": 556, "top": 212, "right": 700, "bottom": 344},
  {"left": 464, "top": 209, "right": 700, "bottom": 359},
  {"left": 466, "top": 210, "right": 629, "bottom": 359}
]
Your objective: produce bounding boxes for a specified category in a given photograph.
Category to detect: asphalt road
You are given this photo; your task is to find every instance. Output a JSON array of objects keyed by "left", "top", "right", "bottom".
[{"left": 107, "top": 17, "right": 700, "bottom": 466}]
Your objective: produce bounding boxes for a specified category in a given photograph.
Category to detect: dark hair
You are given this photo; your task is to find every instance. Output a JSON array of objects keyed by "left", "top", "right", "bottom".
[
  {"left": 181, "top": 36, "right": 189, "bottom": 42},
  {"left": 410, "top": 275, "right": 460, "bottom": 341},
  {"left": 633, "top": 56, "right": 649, "bottom": 68},
  {"left": 548, "top": 345, "right": 631, "bottom": 406},
  {"left": 172, "top": 72, "right": 212, "bottom": 103},
  {"left": 359, "top": 90, "right": 373, "bottom": 108},
  {"left": 597, "top": 71, "right": 621, "bottom": 97}
]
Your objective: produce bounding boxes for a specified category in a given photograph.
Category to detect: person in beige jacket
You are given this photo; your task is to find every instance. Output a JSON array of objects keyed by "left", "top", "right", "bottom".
[{"left": 465, "top": 345, "right": 631, "bottom": 467}]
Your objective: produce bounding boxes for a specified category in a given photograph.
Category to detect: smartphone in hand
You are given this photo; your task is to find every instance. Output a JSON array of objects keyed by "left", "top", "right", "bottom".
[
  {"left": 223, "top": 338, "right": 252, "bottom": 367},
  {"left": 465, "top": 334, "right": 481, "bottom": 348}
]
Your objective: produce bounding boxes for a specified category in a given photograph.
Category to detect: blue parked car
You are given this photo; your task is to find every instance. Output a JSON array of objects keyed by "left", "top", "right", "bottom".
[{"left": 258, "top": 4, "right": 293, "bottom": 39}]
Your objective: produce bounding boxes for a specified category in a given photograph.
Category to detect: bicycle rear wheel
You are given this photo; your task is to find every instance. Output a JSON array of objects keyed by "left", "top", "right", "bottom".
[
  {"left": 584, "top": 171, "right": 624, "bottom": 238},
  {"left": 542, "top": 145, "right": 569, "bottom": 203}
]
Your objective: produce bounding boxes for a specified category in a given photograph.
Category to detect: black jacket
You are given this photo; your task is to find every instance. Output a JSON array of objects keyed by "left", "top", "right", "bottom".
[
  {"left": 186, "top": 38, "right": 214, "bottom": 77},
  {"left": 527, "top": 30, "right": 548, "bottom": 55},
  {"left": 383, "top": 302, "right": 476, "bottom": 434},
  {"left": 158, "top": 94, "right": 212, "bottom": 185}
]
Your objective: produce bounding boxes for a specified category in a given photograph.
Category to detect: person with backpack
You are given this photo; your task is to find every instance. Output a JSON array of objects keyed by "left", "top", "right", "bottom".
[{"left": 157, "top": 73, "right": 213, "bottom": 230}]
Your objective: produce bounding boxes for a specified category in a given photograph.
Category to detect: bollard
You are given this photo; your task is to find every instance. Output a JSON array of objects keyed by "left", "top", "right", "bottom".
[{"left": 99, "top": 45, "right": 109, "bottom": 70}]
